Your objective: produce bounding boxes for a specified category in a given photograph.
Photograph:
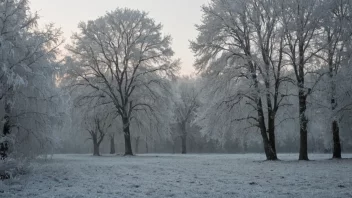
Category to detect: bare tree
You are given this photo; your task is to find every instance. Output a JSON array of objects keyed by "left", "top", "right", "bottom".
[
  {"left": 191, "top": 0, "right": 290, "bottom": 160},
  {"left": 173, "top": 77, "right": 200, "bottom": 154},
  {"left": 67, "top": 8, "right": 178, "bottom": 155},
  {"left": 281, "top": 0, "right": 327, "bottom": 160},
  {"left": 86, "top": 115, "right": 111, "bottom": 156},
  {"left": 319, "top": 0, "right": 352, "bottom": 158},
  {"left": 109, "top": 133, "right": 116, "bottom": 154},
  {"left": 134, "top": 136, "right": 140, "bottom": 154}
]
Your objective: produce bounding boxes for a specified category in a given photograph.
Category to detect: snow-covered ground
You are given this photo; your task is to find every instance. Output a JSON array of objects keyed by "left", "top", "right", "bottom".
[{"left": 1, "top": 153, "right": 352, "bottom": 198}]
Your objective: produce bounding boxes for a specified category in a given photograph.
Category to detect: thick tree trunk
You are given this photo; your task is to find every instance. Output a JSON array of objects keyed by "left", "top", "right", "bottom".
[
  {"left": 122, "top": 117, "right": 133, "bottom": 156},
  {"left": 268, "top": 116, "right": 277, "bottom": 158},
  {"left": 332, "top": 120, "right": 341, "bottom": 159},
  {"left": 258, "top": 100, "right": 277, "bottom": 161},
  {"left": 110, "top": 135, "right": 115, "bottom": 154},
  {"left": 259, "top": 126, "right": 277, "bottom": 160},
  {"left": 124, "top": 132, "right": 133, "bottom": 155},
  {"left": 264, "top": 58, "right": 278, "bottom": 160},
  {"left": 0, "top": 101, "right": 11, "bottom": 159},
  {"left": 251, "top": 69, "right": 277, "bottom": 161},
  {"left": 297, "top": 37, "right": 309, "bottom": 161},
  {"left": 298, "top": 91, "right": 309, "bottom": 160}
]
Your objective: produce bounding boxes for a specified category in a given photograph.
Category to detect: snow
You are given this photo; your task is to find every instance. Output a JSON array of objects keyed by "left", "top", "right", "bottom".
[{"left": 1, "top": 153, "right": 352, "bottom": 198}]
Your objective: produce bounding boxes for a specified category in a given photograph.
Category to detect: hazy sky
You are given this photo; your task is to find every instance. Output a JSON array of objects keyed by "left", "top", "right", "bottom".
[{"left": 30, "top": 0, "right": 209, "bottom": 75}]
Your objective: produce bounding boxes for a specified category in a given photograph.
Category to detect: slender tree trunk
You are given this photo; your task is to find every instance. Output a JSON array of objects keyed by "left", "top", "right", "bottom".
[
  {"left": 122, "top": 117, "right": 133, "bottom": 156},
  {"left": 181, "top": 136, "right": 187, "bottom": 154},
  {"left": 145, "top": 136, "right": 148, "bottom": 153},
  {"left": 135, "top": 137, "right": 140, "bottom": 154},
  {"left": 0, "top": 100, "right": 11, "bottom": 159},
  {"left": 93, "top": 136, "right": 100, "bottom": 156},
  {"left": 243, "top": 136, "right": 248, "bottom": 153},
  {"left": 181, "top": 122, "right": 187, "bottom": 154},
  {"left": 332, "top": 120, "right": 341, "bottom": 159},
  {"left": 110, "top": 135, "right": 115, "bottom": 154},
  {"left": 298, "top": 90, "right": 309, "bottom": 160}
]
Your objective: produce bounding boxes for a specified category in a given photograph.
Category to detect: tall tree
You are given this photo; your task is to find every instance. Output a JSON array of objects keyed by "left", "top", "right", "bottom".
[
  {"left": 191, "top": 0, "right": 290, "bottom": 160},
  {"left": 281, "top": 0, "right": 326, "bottom": 160},
  {"left": 0, "top": 0, "right": 63, "bottom": 159},
  {"left": 319, "top": 0, "right": 352, "bottom": 158},
  {"left": 67, "top": 8, "right": 178, "bottom": 155}
]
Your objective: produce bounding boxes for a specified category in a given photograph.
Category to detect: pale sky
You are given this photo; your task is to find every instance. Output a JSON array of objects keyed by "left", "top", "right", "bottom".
[{"left": 30, "top": 0, "right": 209, "bottom": 75}]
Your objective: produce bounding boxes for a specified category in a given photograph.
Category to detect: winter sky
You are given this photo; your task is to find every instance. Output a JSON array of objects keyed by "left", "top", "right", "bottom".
[{"left": 30, "top": 0, "right": 209, "bottom": 75}]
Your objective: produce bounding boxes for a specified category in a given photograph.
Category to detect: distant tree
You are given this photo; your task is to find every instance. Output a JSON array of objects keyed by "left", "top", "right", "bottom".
[
  {"left": 67, "top": 8, "right": 178, "bottom": 155},
  {"left": 85, "top": 113, "right": 111, "bottom": 156},
  {"left": 134, "top": 136, "right": 140, "bottom": 154},
  {"left": 173, "top": 77, "right": 200, "bottom": 154},
  {"left": 109, "top": 133, "right": 116, "bottom": 154}
]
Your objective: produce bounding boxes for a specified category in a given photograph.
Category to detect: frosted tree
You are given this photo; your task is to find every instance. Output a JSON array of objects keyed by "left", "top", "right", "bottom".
[
  {"left": 317, "top": 0, "right": 352, "bottom": 158},
  {"left": 67, "top": 8, "right": 178, "bottom": 155},
  {"left": 280, "top": 0, "right": 329, "bottom": 160},
  {"left": 109, "top": 132, "right": 117, "bottom": 154},
  {"left": 84, "top": 110, "right": 113, "bottom": 156},
  {"left": 173, "top": 77, "right": 200, "bottom": 154},
  {"left": 191, "top": 0, "right": 290, "bottom": 160},
  {"left": 0, "top": 0, "right": 63, "bottom": 159}
]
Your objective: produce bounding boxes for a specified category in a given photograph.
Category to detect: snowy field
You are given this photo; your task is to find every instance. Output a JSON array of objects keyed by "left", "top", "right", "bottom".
[{"left": 1, "top": 154, "right": 352, "bottom": 198}]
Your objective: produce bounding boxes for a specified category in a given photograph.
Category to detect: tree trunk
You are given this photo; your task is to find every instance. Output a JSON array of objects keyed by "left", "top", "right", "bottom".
[
  {"left": 110, "top": 135, "right": 115, "bottom": 154},
  {"left": 145, "top": 136, "right": 148, "bottom": 153},
  {"left": 135, "top": 137, "right": 140, "bottom": 154},
  {"left": 93, "top": 137, "right": 100, "bottom": 156},
  {"left": 258, "top": 100, "right": 277, "bottom": 161},
  {"left": 122, "top": 117, "right": 133, "bottom": 156},
  {"left": 253, "top": 70, "right": 276, "bottom": 160},
  {"left": 259, "top": 125, "right": 277, "bottom": 160},
  {"left": 268, "top": 116, "right": 277, "bottom": 158},
  {"left": 181, "top": 122, "right": 187, "bottom": 154},
  {"left": 332, "top": 120, "right": 341, "bottom": 159},
  {"left": 0, "top": 101, "right": 11, "bottom": 159},
  {"left": 263, "top": 56, "right": 278, "bottom": 160},
  {"left": 172, "top": 142, "right": 176, "bottom": 154},
  {"left": 181, "top": 136, "right": 187, "bottom": 154},
  {"left": 298, "top": 91, "right": 309, "bottom": 160}
]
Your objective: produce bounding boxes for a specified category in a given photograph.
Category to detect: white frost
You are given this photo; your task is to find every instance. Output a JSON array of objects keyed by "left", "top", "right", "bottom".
[{"left": 1, "top": 154, "right": 352, "bottom": 198}]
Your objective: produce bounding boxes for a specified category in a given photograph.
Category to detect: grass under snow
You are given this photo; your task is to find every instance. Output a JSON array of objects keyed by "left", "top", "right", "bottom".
[{"left": 1, "top": 153, "right": 352, "bottom": 198}]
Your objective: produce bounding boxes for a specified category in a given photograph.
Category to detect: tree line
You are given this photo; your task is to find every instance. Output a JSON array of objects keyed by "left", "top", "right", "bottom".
[{"left": 1, "top": 0, "right": 352, "bottom": 162}]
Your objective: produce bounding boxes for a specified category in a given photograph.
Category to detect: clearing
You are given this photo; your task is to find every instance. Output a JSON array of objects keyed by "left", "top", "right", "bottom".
[{"left": 1, "top": 154, "right": 352, "bottom": 198}]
